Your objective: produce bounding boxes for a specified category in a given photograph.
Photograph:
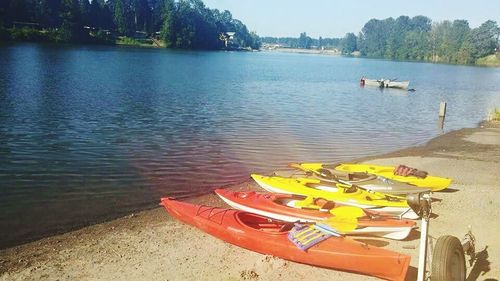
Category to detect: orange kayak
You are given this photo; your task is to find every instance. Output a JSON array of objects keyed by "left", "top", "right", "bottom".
[
  {"left": 160, "top": 197, "right": 410, "bottom": 281},
  {"left": 214, "top": 189, "right": 416, "bottom": 240}
]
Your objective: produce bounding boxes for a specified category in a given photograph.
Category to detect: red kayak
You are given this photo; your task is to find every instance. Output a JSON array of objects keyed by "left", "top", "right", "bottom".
[
  {"left": 214, "top": 189, "right": 416, "bottom": 240},
  {"left": 160, "top": 197, "right": 410, "bottom": 281}
]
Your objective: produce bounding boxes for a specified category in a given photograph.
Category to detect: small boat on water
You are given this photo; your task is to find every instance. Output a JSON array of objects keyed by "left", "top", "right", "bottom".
[
  {"left": 360, "top": 77, "right": 410, "bottom": 90},
  {"left": 160, "top": 197, "right": 410, "bottom": 281}
]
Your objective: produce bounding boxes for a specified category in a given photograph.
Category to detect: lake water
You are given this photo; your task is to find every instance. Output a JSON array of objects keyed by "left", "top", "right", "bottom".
[{"left": 0, "top": 43, "right": 499, "bottom": 248}]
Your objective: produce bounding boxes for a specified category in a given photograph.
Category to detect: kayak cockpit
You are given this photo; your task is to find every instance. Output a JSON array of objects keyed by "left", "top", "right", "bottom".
[
  {"left": 236, "top": 212, "right": 294, "bottom": 233},
  {"left": 276, "top": 196, "right": 336, "bottom": 212}
]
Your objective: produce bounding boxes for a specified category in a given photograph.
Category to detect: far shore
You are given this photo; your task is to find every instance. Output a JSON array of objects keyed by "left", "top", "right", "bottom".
[
  {"left": 1, "top": 120, "right": 499, "bottom": 280},
  {"left": 262, "top": 47, "right": 342, "bottom": 56}
]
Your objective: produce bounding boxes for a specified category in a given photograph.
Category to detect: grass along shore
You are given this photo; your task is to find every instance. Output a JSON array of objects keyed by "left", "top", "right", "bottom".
[
  {"left": 1, "top": 121, "right": 499, "bottom": 280},
  {"left": 476, "top": 54, "right": 500, "bottom": 67}
]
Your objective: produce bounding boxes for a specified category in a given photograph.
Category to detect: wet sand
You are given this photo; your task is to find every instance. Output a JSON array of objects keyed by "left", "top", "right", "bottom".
[{"left": 1, "top": 121, "right": 499, "bottom": 281}]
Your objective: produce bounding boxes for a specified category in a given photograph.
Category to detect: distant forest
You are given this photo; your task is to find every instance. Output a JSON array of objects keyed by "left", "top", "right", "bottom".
[
  {"left": 262, "top": 16, "right": 500, "bottom": 64},
  {"left": 0, "top": 0, "right": 261, "bottom": 49},
  {"left": 261, "top": 33, "right": 341, "bottom": 50}
]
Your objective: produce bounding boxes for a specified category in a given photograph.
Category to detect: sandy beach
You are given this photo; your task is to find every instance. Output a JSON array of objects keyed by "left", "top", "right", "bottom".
[{"left": 1, "top": 121, "right": 499, "bottom": 281}]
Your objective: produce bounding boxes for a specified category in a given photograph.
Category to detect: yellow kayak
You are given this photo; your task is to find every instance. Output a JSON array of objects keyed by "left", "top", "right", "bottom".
[
  {"left": 251, "top": 174, "right": 418, "bottom": 219},
  {"left": 296, "top": 163, "right": 452, "bottom": 191}
]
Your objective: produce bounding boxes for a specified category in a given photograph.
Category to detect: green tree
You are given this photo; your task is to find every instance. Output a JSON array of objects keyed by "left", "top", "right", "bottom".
[
  {"left": 114, "top": 0, "right": 133, "bottom": 35},
  {"left": 298, "top": 32, "right": 312, "bottom": 49},
  {"left": 470, "top": 20, "right": 499, "bottom": 59},
  {"left": 160, "top": 0, "right": 175, "bottom": 47},
  {"left": 132, "top": 0, "right": 151, "bottom": 32},
  {"left": 340, "top": 32, "right": 357, "bottom": 54},
  {"left": 80, "top": 0, "right": 91, "bottom": 26},
  {"left": 360, "top": 18, "right": 393, "bottom": 57},
  {"left": 59, "top": 0, "right": 84, "bottom": 41}
]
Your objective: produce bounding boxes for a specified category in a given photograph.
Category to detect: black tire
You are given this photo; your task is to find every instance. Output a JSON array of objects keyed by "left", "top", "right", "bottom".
[{"left": 431, "top": 235, "right": 466, "bottom": 281}]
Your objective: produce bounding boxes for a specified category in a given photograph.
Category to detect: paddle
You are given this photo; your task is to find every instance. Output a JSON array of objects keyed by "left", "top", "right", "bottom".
[
  {"left": 290, "top": 163, "right": 406, "bottom": 201},
  {"left": 329, "top": 206, "right": 366, "bottom": 218},
  {"left": 321, "top": 216, "right": 358, "bottom": 234},
  {"left": 317, "top": 205, "right": 374, "bottom": 234},
  {"left": 288, "top": 163, "right": 351, "bottom": 185},
  {"left": 293, "top": 196, "right": 321, "bottom": 210}
]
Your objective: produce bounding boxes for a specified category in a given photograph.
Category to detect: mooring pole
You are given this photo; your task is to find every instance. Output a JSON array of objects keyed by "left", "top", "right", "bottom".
[{"left": 439, "top": 102, "right": 447, "bottom": 117}]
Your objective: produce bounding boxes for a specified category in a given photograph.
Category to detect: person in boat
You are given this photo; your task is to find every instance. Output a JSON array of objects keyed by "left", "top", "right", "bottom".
[
  {"left": 360, "top": 76, "right": 365, "bottom": 86},
  {"left": 378, "top": 78, "right": 385, "bottom": 88}
]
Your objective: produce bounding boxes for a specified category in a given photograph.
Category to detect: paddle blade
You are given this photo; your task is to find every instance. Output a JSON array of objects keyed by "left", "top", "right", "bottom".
[
  {"left": 329, "top": 206, "right": 366, "bottom": 218},
  {"left": 323, "top": 216, "right": 358, "bottom": 233},
  {"left": 294, "top": 196, "right": 320, "bottom": 210}
]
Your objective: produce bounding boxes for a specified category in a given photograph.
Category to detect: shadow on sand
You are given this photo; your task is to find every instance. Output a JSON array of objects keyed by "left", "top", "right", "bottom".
[
  {"left": 404, "top": 246, "right": 494, "bottom": 281},
  {"left": 466, "top": 247, "right": 493, "bottom": 281}
]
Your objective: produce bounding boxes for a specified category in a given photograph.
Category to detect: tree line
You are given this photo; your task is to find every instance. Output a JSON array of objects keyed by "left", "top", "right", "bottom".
[
  {"left": 355, "top": 16, "right": 499, "bottom": 64},
  {"left": 263, "top": 16, "right": 499, "bottom": 64},
  {"left": 261, "top": 33, "right": 340, "bottom": 49},
  {"left": 1, "top": 1, "right": 498, "bottom": 63},
  {"left": 0, "top": 0, "right": 261, "bottom": 49}
]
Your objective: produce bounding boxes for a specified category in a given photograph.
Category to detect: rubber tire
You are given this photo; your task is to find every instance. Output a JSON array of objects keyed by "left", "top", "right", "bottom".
[{"left": 431, "top": 235, "right": 466, "bottom": 281}]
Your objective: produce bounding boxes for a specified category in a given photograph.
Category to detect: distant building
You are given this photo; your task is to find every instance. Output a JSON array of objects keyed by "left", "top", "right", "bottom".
[{"left": 261, "top": 43, "right": 283, "bottom": 50}]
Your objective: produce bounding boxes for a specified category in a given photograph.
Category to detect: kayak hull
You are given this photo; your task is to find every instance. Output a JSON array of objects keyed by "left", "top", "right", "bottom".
[
  {"left": 215, "top": 189, "right": 416, "bottom": 240},
  {"left": 361, "top": 78, "right": 410, "bottom": 89},
  {"left": 160, "top": 198, "right": 410, "bottom": 281}
]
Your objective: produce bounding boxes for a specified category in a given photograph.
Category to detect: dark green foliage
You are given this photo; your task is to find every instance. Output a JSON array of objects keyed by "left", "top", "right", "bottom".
[
  {"left": 9, "top": 27, "right": 49, "bottom": 41},
  {"left": 340, "top": 33, "right": 357, "bottom": 54},
  {"left": 298, "top": 32, "right": 312, "bottom": 49},
  {"left": 0, "top": 26, "right": 10, "bottom": 40},
  {"left": 160, "top": 0, "right": 259, "bottom": 50},
  {"left": 59, "top": 0, "right": 84, "bottom": 41},
  {"left": 0, "top": 0, "right": 259, "bottom": 49},
  {"left": 359, "top": 16, "right": 498, "bottom": 64},
  {"left": 113, "top": 0, "right": 133, "bottom": 35},
  {"left": 470, "top": 20, "right": 500, "bottom": 59}
]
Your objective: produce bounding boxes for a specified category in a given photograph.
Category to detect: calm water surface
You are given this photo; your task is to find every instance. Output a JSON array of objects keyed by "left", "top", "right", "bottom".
[{"left": 1, "top": 43, "right": 499, "bottom": 248}]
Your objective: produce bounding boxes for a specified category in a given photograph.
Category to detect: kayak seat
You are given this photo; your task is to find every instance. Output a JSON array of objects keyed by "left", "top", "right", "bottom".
[
  {"left": 313, "top": 167, "right": 378, "bottom": 184},
  {"left": 319, "top": 200, "right": 336, "bottom": 210}
]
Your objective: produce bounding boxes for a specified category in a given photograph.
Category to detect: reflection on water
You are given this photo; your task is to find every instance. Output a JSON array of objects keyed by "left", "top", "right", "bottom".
[{"left": 0, "top": 43, "right": 499, "bottom": 248}]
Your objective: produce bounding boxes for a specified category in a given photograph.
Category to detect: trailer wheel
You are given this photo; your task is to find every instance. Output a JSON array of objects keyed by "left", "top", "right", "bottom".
[{"left": 431, "top": 235, "right": 466, "bottom": 281}]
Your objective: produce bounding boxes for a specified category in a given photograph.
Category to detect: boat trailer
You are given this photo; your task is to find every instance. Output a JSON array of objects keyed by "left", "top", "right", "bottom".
[{"left": 407, "top": 193, "right": 477, "bottom": 281}]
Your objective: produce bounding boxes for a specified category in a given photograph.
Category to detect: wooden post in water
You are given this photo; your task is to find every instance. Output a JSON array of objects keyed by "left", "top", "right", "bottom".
[
  {"left": 439, "top": 102, "right": 447, "bottom": 117},
  {"left": 437, "top": 102, "right": 447, "bottom": 132}
]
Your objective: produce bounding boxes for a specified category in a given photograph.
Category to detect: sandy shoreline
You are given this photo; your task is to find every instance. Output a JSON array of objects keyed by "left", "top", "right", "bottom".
[{"left": 1, "top": 121, "right": 499, "bottom": 280}]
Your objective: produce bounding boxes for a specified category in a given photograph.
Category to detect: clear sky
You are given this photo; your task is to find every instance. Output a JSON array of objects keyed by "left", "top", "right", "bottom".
[{"left": 203, "top": 0, "right": 500, "bottom": 38}]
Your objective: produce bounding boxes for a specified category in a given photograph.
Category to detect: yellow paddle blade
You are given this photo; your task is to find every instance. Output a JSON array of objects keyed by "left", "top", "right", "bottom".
[
  {"left": 324, "top": 216, "right": 358, "bottom": 233},
  {"left": 329, "top": 206, "right": 366, "bottom": 218},
  {"left": 294, "top": 196, "right": 320, "bottom": 210}
]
